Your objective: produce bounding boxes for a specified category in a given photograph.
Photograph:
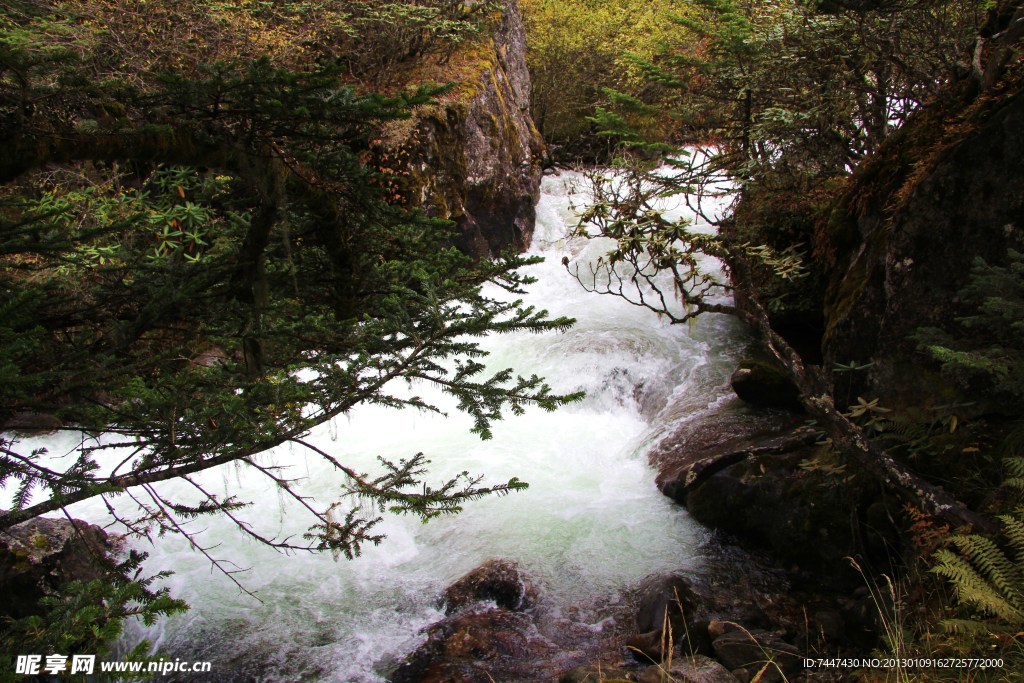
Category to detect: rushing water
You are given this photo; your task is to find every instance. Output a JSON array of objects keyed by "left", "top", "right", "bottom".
[{"left": 10, "top": 170, "right": 749, "bottom": 681}]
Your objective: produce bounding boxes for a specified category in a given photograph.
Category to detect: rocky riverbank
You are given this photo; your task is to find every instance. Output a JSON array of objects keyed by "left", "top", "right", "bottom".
[
  {"left": 389, "top": 535, "right": 878, "bottom": 682},
  {"left": 0, "top": 515, "right": 115, "bottom": 621},
  {"left": 386, "top": 367, "right": 893, "bottom": 682}
]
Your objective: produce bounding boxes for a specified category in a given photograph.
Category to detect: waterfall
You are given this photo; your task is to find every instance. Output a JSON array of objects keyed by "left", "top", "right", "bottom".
[{"left": 8, "top": 170, "right": 749, "bottom": 681}]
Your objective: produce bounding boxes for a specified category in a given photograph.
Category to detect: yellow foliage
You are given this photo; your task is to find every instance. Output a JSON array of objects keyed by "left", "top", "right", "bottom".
[{"left": 520, "top": 0, "right": 692, "bottom": 145}]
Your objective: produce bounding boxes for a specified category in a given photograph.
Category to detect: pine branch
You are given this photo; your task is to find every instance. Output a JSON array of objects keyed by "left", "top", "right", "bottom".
[{"left": 140, "top": 484, "right": 262, "bottom": 603}]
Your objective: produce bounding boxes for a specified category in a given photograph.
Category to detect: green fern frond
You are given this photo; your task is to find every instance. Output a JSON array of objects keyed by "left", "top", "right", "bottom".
[
  {"left": 933, "top": 549, "right": 991, "bottom": 597},
  {"left": 1006, "top": 457, "right": 1024, "bottom": 475},
  {"left": 939, "top": 617, "right": 1018, "bottom": 636},
  {"left": 1002, "top": 515, "right": 1024, "bottom": 562},
  {"left": 1005, "top": 457, "right": 1024, "bottom": 495},
  {"left": 933, "top": 548, "right": 1023, "bottom": 622},
  {"left": 951, "top": 534, "right": 1021, "bottom": 600},
  {"left": 933, "top": 503, "right": 1024, "bottom": 627}
]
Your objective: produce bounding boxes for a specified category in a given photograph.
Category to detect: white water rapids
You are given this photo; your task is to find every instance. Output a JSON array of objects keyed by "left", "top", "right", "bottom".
[{"left": 8, "top": 170, "right": 750, "bottom": 681}]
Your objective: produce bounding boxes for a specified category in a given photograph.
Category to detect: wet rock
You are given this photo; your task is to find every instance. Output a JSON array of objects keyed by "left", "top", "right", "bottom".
[
  {"left": 626, "top": 629, "right": 670, "bottom": 664},
  {"left": 0, "top": 515, "right": 114, "bottom": 620},
  {"left": 836, "top": 586, "right": 883, "bottom": 649},
  {"left": 730, "top": 667, "right": 752, "bottom": 683},
  {"left": 390, "top": 608, "right": 549, "bottom": 683},
  {"left": 398, "top": 553, "right": 642, "bottom": 682},
  {"left": 441, "top": 558, "right": 537, "bottom": 615},
  {"left": 683, "top": 449, "right": 894, "bottom": 587},
  {"left": 391, "top": 661, "right": 490, "bottom": 683},
  {"left": 652, "top": 402, "right": 894, "bottom": 585},
  {"left": 635, "top": 574, "right": 696, "bottom": 634},
  {"left": 627, "top": 545, "right": 854, "bottom": 674},
  {"left": 649, "top": 404, "right": 809, "bottom": 508},
  {"left": 631, "top": 569, "right": 790, "bottom": 663},
  {"left": 729, "top": 359, "right": 802, "bottom": 412},
  {"left": 633, "top": 574, "right": 715, "bottom": 656},
  {"left": 710, "top": 629, "right": 801, "bottom": 682},
  {"left": 811, "top": 609, "right": 846, "bottom": 644},
  {"left": 637, "top": 655, "right": 738, "bottom": 683}
]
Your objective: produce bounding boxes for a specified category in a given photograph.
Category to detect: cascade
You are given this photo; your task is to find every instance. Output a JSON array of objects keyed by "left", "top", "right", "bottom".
[{"left": 9, "top": 171, "right": 748, "bottom": 681}]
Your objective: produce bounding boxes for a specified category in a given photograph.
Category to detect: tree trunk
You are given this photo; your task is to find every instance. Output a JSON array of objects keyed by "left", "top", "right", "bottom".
[{"left": 730, "top": 258, "right": 998, "bottom": 535}]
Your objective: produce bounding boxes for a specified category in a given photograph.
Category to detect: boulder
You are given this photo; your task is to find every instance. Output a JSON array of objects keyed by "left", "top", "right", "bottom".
[
  {"left": 729, "top": 359, "right": 802, "bottom": 412},
  {"left": 2, "top": 411, "right": 63, "bottom": 435},
  {"left": 683, "top": 446, "right": 901, "bottom": 587},
  {"left": 0, "top": 515, "right": 114, "bottom": 620},
  {"left": 633, "top": 574, "right": 715, "bottom": 657},
  {"left": 651, "top": 401, "right": 896, "bottom": 585},
  {"left": 649, "top": 404, "right": 813, "bottom": 510},
  {"left": 560, "top": 664, "right": 635, "bottom": 683},
  {"left": 392, "top": 557, "right": 550, "bottom": 682},
  {"left": 389, "top": 608, "right": 548, "bottom": 683},
  {"left": 441, "top": 558, "right": 537, "bottom": 615},
  {"left": 626, "top": 629, "right": 672, "bottom": 664},
  {"left": 630, "top": 570, "right": 787, "bottom": 662},
  {"left": 710, "top": 629, "right": 801, "bottom": 682}
]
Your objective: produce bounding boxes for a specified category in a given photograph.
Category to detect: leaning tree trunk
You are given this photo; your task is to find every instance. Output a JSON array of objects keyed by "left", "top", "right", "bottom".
[{"left": 729, "top": 259, "right": 997, "bottom": 535}]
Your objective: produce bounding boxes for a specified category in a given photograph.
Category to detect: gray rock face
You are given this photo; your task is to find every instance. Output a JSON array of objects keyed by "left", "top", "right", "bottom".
[{"left": 409, "top": 0, "right": 544, "bottom": 258}]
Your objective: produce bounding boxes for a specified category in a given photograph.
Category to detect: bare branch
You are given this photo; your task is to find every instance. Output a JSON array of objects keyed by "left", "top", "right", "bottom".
[{"left": 141, "top": 484, "right": 262, "bottom": 602}]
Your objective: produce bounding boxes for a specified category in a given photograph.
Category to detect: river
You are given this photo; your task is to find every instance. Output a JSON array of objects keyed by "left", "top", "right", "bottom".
[{"left": 12, "top": 170, "right": 749, "bottom": 681}]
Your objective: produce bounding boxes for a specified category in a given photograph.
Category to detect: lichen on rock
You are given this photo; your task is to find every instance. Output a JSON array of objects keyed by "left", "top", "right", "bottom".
[
  {"left": 0, "top": 515, "right": 115, "bottom": 620},
  {"left": 399, "top": 0, "right": 545, "bottom": 259}
]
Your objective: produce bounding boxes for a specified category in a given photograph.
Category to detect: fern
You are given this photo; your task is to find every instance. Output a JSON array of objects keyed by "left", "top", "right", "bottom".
[
  {"left": 938, "top": 618, "right": 1002, "bottom": 636},
  {"left": 1001, "top": 515, "right": 1024, "bottom": 568},
  {"left": 933, "top": 543, "right": 1024, "bottom": 624},
  {"left": 951, "top": 534, "right": 1018, "bottom": 599},
  {"left": 1005, "top": 455, "right": 1024, "bottom": 494},
  {"left": 932, "top": 455, "right": 1024, "bottom": 630}
]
